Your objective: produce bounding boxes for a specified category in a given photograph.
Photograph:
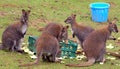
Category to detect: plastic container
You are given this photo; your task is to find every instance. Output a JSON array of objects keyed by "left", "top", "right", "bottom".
[
  {"left": 90, "top": 2, "right": 110, "bottom": 22},
  {"left": 28, "top": 36, "right": 78, "bottom": 58},
  {"left": 28, "top": 36, "right": 38, "bottom": 54},
  {"left": 60, "top": 40, "right": 78, "bottom": 58}
]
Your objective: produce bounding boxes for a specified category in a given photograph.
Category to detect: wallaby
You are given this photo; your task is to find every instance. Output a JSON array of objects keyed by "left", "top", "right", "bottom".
[
  {"left": 42, "top": 23, "right": 69, "bottom": 62},
  {"left": 66, "top": 18, "right": 118, "bottom": 67},
  {"left": 19, "top": 23, "right": 69, "bottom": 67},
  {"left": 1, "top": 9, "right": 30, "bottom": 53},
  {"left": 64, "top": 14, "right": 94, "bottom": 48}
]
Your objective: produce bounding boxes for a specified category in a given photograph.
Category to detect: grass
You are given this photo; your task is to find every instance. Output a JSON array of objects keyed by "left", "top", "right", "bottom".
[{"left": 0, "top": 0, "right": 120, "bottom": 69}]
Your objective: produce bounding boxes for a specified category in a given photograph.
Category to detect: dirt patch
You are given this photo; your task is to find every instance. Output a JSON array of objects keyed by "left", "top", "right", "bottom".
[
  {"left": 0, "top": 4, "right": 18, "bottom": 8},
  {"left": 0, "top": 11, "right": 7, "bottom": 17},
  {"left": 108, "top": 2, "right": 117, "bottom": 8},
  {"left": 30, "top": 18, "right": 52, "bottom": 31}
]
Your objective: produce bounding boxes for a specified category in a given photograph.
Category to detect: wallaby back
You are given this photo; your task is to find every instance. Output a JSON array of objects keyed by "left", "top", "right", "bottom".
[{"left": 44, "top": 23, "right": 69, "bottom": 42}]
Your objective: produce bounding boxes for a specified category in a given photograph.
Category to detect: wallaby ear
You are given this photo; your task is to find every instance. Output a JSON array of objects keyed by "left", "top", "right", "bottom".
[
  {"left": 27, "top": 10, "right": 31, "bottom": 14},
  {"left": 22, "top": 9, "right": 25, "bottom": 14},
  {"left": 107, "top": 19, "right": 112, "bottom": 24},
  {"left": 112, "top": 17, "right": 118, "bottom": 24},
  {"left": 38, "top": 27, "right": 44, "bottom": 32},
  {"left": 71, "top": 14, "right": 76, "bottom": 18},
  {"left": 62, "top": 27, "right": 65, "bottom": 32},
  {"left": 107, "top": 19, "right": 110, "bottom": 23},
  {"left": 62, "top": 26, "right": 69, "bottom": 33}
]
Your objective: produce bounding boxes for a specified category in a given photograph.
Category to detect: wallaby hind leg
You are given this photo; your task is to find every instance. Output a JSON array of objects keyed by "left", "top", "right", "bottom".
[
  {"left": 96, "top": 48, "right": 106, "bottom": 63},
  {"left": 42, "top": 54, "right": 47, "bottom": 62},
  {"left": 52, "top": 51, "right": 61, "bottom": 62},
  {"left": 49, "top": 54, "right": 56, "bottom": 62},
  {"left": 42, "top": 54, "right": 51, "bottom": 62},
  {"left": 8, "top": 40, "right": 16, "bottom": 52},
  {"left": 15, "top": 39, "right": 25, "bottom": 53},
  {"left": 97, "top": 54, "right": 106, "bottom": 63}
]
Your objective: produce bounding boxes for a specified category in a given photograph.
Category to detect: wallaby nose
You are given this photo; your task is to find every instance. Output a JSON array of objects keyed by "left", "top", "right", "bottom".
[
  {"left": 116, "top": 30, "right": 119, "bottom": 33},
  {"left": 64, "top": 20, "right": 66, "bottom": 23}
]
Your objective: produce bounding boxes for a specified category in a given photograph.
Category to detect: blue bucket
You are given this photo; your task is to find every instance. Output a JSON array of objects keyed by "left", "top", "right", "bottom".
[{"left": 90, "top": 2, "right": 110, "bottom": 22}]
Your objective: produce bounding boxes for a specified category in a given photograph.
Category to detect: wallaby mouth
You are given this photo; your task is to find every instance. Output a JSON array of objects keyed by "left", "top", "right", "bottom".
[
  {"left": 116, "top": 30, "right": 118, "bottom": 33},
  {"left": 114, "top": 29, "right": 118, "bottom": 33},
  {"left": 64, "top": 20, "right": 67, "bottom": 23}
]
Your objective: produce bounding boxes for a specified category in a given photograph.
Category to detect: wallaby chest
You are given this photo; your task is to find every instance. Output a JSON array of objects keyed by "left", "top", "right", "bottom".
[{"left": 21, "top": 24, "right": 27, "bottom": 34}]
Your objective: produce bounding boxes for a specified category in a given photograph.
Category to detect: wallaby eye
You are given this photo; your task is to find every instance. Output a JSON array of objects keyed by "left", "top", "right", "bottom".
[{"left": 113, "top": 24, "right": 116, "bottom": 28}]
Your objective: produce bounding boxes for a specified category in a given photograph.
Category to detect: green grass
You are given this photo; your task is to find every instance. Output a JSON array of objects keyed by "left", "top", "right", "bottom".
[{"left": 0, "top": 0, "right": 120, "bottom": 69}]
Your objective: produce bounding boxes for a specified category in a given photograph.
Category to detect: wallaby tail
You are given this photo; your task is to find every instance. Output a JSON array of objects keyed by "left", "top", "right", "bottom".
[
  {"left": 66, "top": 58, "right": 95, "bottom": 67},
  {"left": 19, "top": 51, "right": 42, "bottom": 67}
]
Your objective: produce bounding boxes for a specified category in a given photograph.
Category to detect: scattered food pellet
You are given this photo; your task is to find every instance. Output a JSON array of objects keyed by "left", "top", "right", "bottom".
[
  {"left": 60, "top": 61, "right": 65, "bottom": 64},
  {"left": 100, "top": 62, "right": 104, "bottom": 65},
  {"left": 106, "top": 43, "right": 114, "bottom": 49},
  {"left": 107, "top": 57, "right": 116, "bottom": 60},
  {"left": 30, "top": 55, "right": 37, "bottom": 59}
]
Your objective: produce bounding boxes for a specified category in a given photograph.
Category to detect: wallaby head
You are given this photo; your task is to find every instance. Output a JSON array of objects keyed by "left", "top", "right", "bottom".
[
  {"left": 108, "top": 18, "right": 118, "bottom": 33},
  {"left": 20, "top": 9, "right": 30, "bottom": 24},
  {"left": 64, "top": 14, "right": 76, "bottom": 24},
  {"left": 58, "top": 25, "right": 69, "bottom": 42}
]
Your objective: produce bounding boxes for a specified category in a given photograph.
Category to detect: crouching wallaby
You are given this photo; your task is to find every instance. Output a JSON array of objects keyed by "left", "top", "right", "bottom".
[
  {"left": 66, "top": 18, "right": 118, "bottom": 67},
  {"left": 19, "top": 23, "right": 69, "bottom": 67},
  {"left": 42, "top": 23, "right": 69, "bottom": 62},
  {"left": 1, "top": 9, "right": 30, "bottom": 53},
  {"left": 64, "top": 14, "right": 94, "bottom": 48}
]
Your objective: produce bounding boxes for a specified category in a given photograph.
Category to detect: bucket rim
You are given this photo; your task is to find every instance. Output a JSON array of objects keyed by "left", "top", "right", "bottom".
[{"left": 90, "top": 2, "right": 110, "bottom": 9}]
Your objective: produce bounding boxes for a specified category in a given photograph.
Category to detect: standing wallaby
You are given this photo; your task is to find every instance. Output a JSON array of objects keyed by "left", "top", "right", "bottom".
[
  {"left": 64, "top": 14, "right": 94, "bottom": 48},
  {"left": 19, "top": 23, "right": 69, "bottom": 67},
  {"left": 1, "top": 9, "right": 30, "bottom": 53},
  {"left": 66, "top": 18, "right": 118, "bottom": 67}
]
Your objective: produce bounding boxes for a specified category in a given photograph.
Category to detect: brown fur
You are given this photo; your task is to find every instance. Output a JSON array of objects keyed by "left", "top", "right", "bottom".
[
  {"left": 64, "top": 14, "right": 94, "bottom": 48},
  {"left": 44, "top": 23, "right": 69, "bottom": 42},
  {"left": 38, "top": 23, "right": 69, "bottom": 42},
  {"left": 66, "top": 18, "right": 118, "bottom": 67},
  {"left": 1, "top": 9, "right": 30, "bottom": 53},
  {"left": 19, "top": 23, "right": 69, "bottom": 67}
]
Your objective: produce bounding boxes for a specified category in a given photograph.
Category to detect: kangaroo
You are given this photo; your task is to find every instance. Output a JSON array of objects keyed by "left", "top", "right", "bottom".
[
  {"left": 19, "top": 23, "right": 69, "bottom": 67},
  {"left": 66, "top": 18, "right": 118, "bottom": 67},
  {"left": 1, "top": 9, "right": 30, "bottom": 53},
  {"left": 64, "top": 14, "right": 94, "bottom": 48}
]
